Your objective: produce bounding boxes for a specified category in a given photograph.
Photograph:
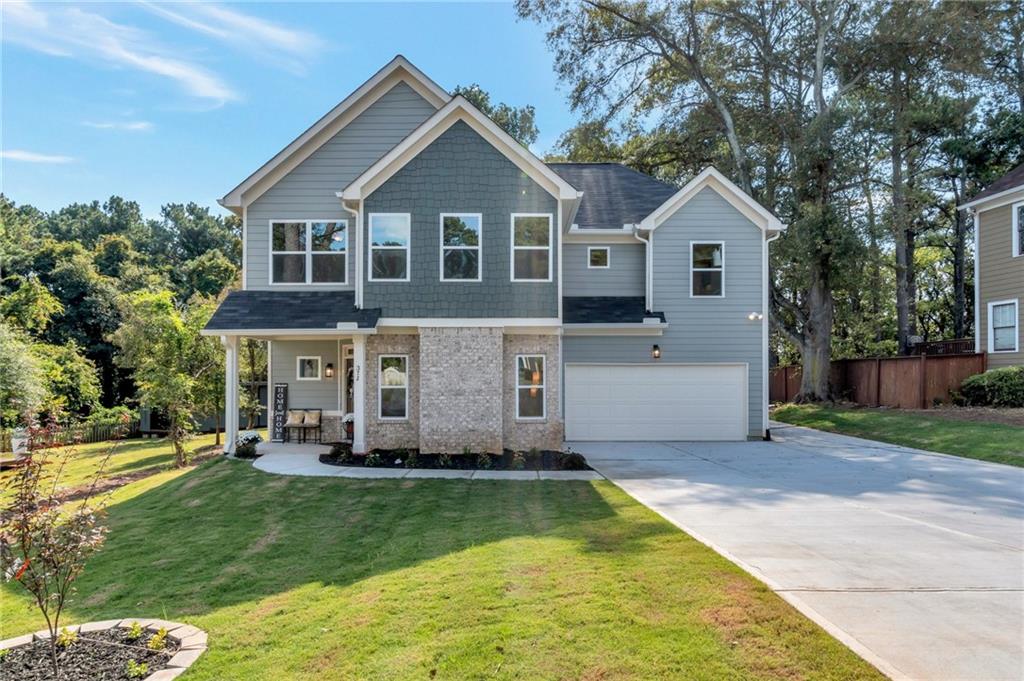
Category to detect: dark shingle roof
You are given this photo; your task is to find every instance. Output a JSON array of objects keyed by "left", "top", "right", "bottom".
[
  {"left": 205, "top": 291, "right": 380, "bottom": 331},
  {"left": 563, "top": 297, "right": 666, "bottom": 324},
  {"left": 547, "top": 163, "right": 679, "bottom": 229},
  {"left": 970, "top": 162, "right": 1024, "bottom": 203}
]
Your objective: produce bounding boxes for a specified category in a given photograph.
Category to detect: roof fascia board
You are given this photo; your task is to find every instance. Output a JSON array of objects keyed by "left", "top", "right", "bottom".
[
  {"left": 221, "top": 56, "right": 449, "bottom": 210},
  {"left": 958, "top": 185, "right": 1024, "bottom": 211},
  {"left": 640, "top": 167, "right": 785, "bottom": 233},
  {"left": 341, "top": 97, "right": 580, "bottom": 202},
  {"left": 200, "top": 328, "right": 378, "bottom": 337}
]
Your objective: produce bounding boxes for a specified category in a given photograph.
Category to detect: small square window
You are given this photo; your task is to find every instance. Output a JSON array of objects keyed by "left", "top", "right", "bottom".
[
  {"left": 296, "top": 356, "right": 321, "bottom": 381},
  {"left": 588, "top": 247, "right": 610, "bottom": 268}
]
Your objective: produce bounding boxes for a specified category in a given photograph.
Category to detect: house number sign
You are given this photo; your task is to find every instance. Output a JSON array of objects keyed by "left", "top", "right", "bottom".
[{"left": 272, "top": 383, "right": 288, "bottom": 442}]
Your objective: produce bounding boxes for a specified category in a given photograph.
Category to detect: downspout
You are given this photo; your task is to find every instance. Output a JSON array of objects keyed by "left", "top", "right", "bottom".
[
  {"left": 632, "top": 225, "right": 653, "bottom": 312},
  {"left": 341, "top": 199, "right": 362, "bottom": 308}
]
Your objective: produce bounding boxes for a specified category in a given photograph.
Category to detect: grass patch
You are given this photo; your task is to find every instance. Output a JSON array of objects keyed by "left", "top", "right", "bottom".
[
  {"left": 1, "top": 440, "right": 883, "bottom": 680},
  {"left": 774, "top": 404, "right": 1024, "bottom": 467}
]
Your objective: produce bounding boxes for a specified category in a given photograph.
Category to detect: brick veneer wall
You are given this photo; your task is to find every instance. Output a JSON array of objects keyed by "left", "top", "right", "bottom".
[
  {"left": 365, "top": 334, "right": 420, "bottom": 450},
  {"left": 419, "top": 327, "right": 503, "bottom": 453},
  {"left": 503, "top": 334, "right": 563, "bottom": 451}
]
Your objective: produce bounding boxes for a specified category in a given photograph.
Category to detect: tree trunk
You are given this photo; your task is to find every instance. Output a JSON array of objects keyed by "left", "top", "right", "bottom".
[
  {"left": 797, "top": 268, "right": 834, "bottom": 401},
  {"left": 952, "top": 176, "right": 968, "bottom": 338},
  {"left": 214, "top": 411, "right": 221, "bottom": 447},
  {"left": 891, "top": 68, "right": 915, "bottom": 355}
]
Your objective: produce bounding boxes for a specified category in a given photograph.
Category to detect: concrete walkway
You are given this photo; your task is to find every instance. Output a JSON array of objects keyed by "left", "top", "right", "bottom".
[
  {"left": 248, "top": 443, "right": 603, "bottom": 480},
  {"left": 569, "top": 424, "right": 1024, "bottom": 681}
]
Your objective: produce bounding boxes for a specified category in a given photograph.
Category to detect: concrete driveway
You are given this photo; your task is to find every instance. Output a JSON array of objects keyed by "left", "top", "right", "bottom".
[{"left": 569, "top": 424, "right": 1024, "bottom": 681}]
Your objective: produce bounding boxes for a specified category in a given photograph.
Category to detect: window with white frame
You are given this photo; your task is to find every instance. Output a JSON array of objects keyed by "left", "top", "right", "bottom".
[
  {"left": 515, "top": 355, "right": 545, "bottom": 419},
  {"left": 378, "top": 355, "right": 409, "bottom": 419},
  {"left": 989, "top": 300, "right": 1019, "bottom": 353},
  {"left": 511, "top": 214, "right": 552, "bottom": 281},
  {"left": 296, "top": 356, "right": 321, "bottom": 381},
  {"left": 440, "top": 213, "right": 481, "bottom": 281},
  {"left": 271, "top": 220, "right": 347, "bottom": 284},
  {"left": 1013, "top": 201, "right": 1023, "bottom": 257},
  {"left": 588, "top": 246, "right": 610, "bottom": 268},
  {"left": 691, "top": 242, "right": 724, "bottom": 297},
  {"left": 369, "top": 214, "right": 411, "bottom": 281}
]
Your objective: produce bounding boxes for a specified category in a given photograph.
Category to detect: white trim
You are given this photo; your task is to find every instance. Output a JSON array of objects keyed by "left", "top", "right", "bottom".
[
  {"left": 642, "top": 167, "right": 785, "bottom": 233},
  {"left": 376, "top": 317, "right": 560, "bottom": 329},
  {"left": 340, "top": 96, "right": 581, "bottom": 202},
  {"left": 241, "top": 204, "right": 248, "bottom": 290},
  {"left": 439, "top": 213, "right": 482, "bottom": 282},
  {"left": 565, "top": 231, "right": 639, "bottom": 245},
  {"left": 515, "top": 354, "right": 546, "bottom": 421},
  {"left": 557, "top": 201, "right": 564, "bottom": 320},
  {"left": 763, "top": 232, "right": 779, "bottom": 438},
  {"left": 587, "top": 246, "right": 611, "bottom": 269},
  {"left": 1012, "top": 201, "right": 1023, "bottom": 258},
  {"left": 377, "top": 354, "right": 409, "bottom": 421},
  {"left": 266, "top": 340, "right": 273, "bottom": 436},
  {"left": 689, "top": 241, "right": 725, "bottom": 298},
  {"left": 267, "top": 219, "right": 349, "bottom": 286},
  {"left": 336, "top": 339, "right": 342, "bottom": 413},
  {"left": 958, "top": 184, "right": 1024, "bottom": 211},
  {"left": 973, "top": 210, "right": 981, "bottom": 353},
  {"left": 200, "top": 328, "right": 377, "bottom": 337},
  {"left": 367, "top": 213, "right": 411, "bottom": 282},
  {"left": 987, "top": 299, "right": 1019, "bottom": 353},
  {"left": 220, "top": 56, "right": 448, "bottom": 212},
  {"left": 296, "top": 355, "right": 322, "bottom": 381},
  {"left": 510, "top": 213, "right": 554, "bottom": 282}
]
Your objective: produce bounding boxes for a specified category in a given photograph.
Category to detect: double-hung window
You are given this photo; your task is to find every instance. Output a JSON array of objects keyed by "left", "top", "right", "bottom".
[
  {"left": 378, "top": 355, "right": 409, "bottom": 419},
  {"left": 369, "top": 213, "right": 411, "bottom": 281},
  {"left": 271, "top": 220, "right": 347, "bottom": 284},
  {"left": 691, "top": 242, "right": 724, "bottom": 297},
  {"left": 989, "top": 300, "right": 1019, "bottom": 353},
  {"left": 440, "top": 213, "right": 481, "bottom": 281},
  {"left": 515, "top": 355, "right": 545, "bottom": 419},
  {"left": 511, "top": 214, "right": 552, "bottom": 281}
]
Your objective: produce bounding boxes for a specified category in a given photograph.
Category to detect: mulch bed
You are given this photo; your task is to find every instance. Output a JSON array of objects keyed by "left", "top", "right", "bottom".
[
  {"left": 319, "top": 446, "right": 591, "bottom": 471},
  {"left": 1, "top": 627, "right": 179, "bottom": 680}
]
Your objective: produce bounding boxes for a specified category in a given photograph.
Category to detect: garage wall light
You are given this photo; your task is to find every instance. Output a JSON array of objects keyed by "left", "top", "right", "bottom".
[
  {"left": 747, "top": 312, "right": 764, "bottom": 321},
  {"left": 651, "top": 344, "right": 661, "bottom": 359}
]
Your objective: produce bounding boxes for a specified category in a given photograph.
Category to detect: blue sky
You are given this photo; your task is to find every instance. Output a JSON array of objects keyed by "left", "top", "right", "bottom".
[{"left": 1, "top": 1, "right": 577, "bottom": 217}]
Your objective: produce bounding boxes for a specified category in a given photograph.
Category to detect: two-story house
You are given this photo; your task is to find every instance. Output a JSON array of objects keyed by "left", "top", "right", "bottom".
[
  {"left": 960, "top": 163, "right": 1023, "bottom": 368},
  {"left": 204, "top": 56, "right": 784, "bottom": 454}
]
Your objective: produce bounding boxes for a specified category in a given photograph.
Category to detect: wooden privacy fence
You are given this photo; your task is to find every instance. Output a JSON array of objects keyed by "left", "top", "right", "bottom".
[{"left": 770, "top": 354, "right": 987, "bottom": 409}]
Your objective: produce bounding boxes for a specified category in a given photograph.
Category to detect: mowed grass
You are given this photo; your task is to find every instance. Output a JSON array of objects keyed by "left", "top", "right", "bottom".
[
  {"left": 1, "top": 441, "right": 883, "bottom": 680},
  {"left": 774, "top": 404, "right": 1024, "bottom": 467}
]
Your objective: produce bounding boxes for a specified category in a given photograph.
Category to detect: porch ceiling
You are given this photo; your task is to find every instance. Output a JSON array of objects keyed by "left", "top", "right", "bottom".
[{"left": 203, "top": 290, "right": 380, "bottom": 336}]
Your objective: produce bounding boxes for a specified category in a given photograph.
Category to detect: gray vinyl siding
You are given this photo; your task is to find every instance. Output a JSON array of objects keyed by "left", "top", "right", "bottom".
[
  {"left": 977, "top": 196, "right": 1024, "bottom": 368},
  {"left": 563, "top": 243, "right": 645, "bottom": 296},
  {"left": 269, "top": 341, "right": 341, "bottom": 411},
  {"left": 363, "top": 120, "right": 559, "bottom": 318},
  {"left": 563, "top": 187, "right": 766, "bottom": 436},
  {"left": 245, "top": 82, "right": 437, "bottom": 290}
]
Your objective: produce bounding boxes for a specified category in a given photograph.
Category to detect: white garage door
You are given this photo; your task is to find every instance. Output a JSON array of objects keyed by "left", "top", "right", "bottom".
[{"left": 564, "top": 364, "right": 747, "bottom": 441}]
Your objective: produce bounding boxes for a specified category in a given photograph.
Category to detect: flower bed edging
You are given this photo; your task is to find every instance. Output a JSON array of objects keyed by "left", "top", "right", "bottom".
[{"left": 0, "top": 618, "right": 207, "bottom": 680}]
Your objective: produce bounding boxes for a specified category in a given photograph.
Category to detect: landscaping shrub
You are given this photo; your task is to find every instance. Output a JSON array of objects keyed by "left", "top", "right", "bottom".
[
  {"left": 558, "top": 451, "right": 588, "bottom": 471},
  {"left": 330, "top": 442, "right": 354, "bottom": 464},
  {"left": 476, "top": 453, "right": 493, "bottom": 469},
  {"left": 510, "top": 451, "right": 526, "bottom": 470},
  {"left": 364, "top": 451, "right": 384, "bottom": 467},
  {"left": 958, "top": 366, "right": 1024, "bottom": 407}
]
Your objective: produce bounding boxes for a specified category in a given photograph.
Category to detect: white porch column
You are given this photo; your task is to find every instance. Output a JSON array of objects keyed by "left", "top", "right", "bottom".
[
  {"left": 352, "top": 334, "right": 367, "bottom": 454},
  {"left": 223, "top": 335, "right": 240, "bottom": 454}
]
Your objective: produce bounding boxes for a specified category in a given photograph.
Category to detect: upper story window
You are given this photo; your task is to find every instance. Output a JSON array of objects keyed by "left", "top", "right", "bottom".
[
  {"left": 368, "top": 213, "right": 411, "bottom": 282},
  {"left": 271, "top": 220, "right": 347, "bottom": 285},
  {"left": 989, "top": 299, "right": 1019, "bottom": 353},
  {"left": 440, "top": 213, "right": 481, "bottom": 281},
  {"left": 588, "top": 247, "right": 610, "bottom": 269},
  {"left": 511, "top": 214, "right": 552, "bottom": 282},
  {"left": 691, "top": 242, "right": 724, "bottom": 297},
  {"left": 1013, "top": 201, "right": 1023, "bottom": 257}
]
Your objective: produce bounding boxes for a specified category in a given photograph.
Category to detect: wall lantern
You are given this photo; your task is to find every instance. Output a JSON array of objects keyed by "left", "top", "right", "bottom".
[
  {"left": 747, "top": 312, "right": 764, "bottom": 321},
  {"left": 325, "top": 363, "right": 335, "bottom": 378},
  {"left": 651, "top": 344, "right": 661, "bottom": 360}
]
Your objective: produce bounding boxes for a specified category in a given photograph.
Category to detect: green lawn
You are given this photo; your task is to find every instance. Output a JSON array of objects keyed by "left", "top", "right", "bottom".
[
  {"left": 774, "top": 404, "right": 1024, "bottom": 467},
  {"left": 0, "top": 439, "right": 882, "bottom": 680}
]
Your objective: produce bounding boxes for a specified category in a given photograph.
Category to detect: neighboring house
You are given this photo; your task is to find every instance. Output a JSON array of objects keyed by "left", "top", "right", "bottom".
[
  {"left": 203, "top": 56, "right": 785, "bottom": 454},
  {"left": 960, "top": 163, "right": 1024, "bottom": 369}
]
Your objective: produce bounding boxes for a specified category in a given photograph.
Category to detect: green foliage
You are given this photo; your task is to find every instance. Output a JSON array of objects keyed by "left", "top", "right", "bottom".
[
  {"left": 475, "top": 453, "right": 493, "bottom": 470},
  {"left": 0, "top": 321, "right": 46, "bottom": 428},
  {"left": 0, "top": 647, "right": 9, "bottom": 661},
  {"left": 330, "top": 443, "right": 354, "bottom": 464},
  {"left": 56, "top": 627, "right": 78, "bottom": 648},
  {"left": 438, "top": 454, "right": 453, "bottom": 469},
  {"left": 183, "top": 249, "right": 238, "bottom": 299},
  {"left": 364, "top": 452, "right": 384, "bottom": 467},
  {"left": 146, "top": 627, "right": 168, "bottom": 650},
  {"left": 125, "top": 659, "right": 149, "bottom": 679},
  {"left": 404, "top": 450, "right": 420, "bottom": 468},
  {"left": 31, "top": 341, "right": 101, "bottom": 418},
  {"left": 958, "top": 367, "right": 1024, "bottom": 408},
  {"left": 511, "top": 451, "right": 527, "bottom": 471},
  {"left": 84, "top": 405, "right": 138, "bottom": 427},
  {"left": 557, "top": 451, "right": 588, "bottom": 471},
  {"left": 452, "top": 84, "right": 539, "bottom": 146},
  {"left": 0, "top": 275, "right": 63, "bottom": 334},
  {"left": 126, "top": 621, "right": 144, "bottom": 641}
]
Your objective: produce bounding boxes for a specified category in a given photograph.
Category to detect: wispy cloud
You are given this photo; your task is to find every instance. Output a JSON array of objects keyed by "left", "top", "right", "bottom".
[
  {"left": 140, "top": 1, "right": 326, "bottom": 73},
  {"left": 1, "top": 150, "right": 75, "bottom": 164},
  {"left": 0, "top": 0, "right": 238, "bottom": 105},
  {"left": 83, "top": 120, "right": 155, "bottom": 132}
]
